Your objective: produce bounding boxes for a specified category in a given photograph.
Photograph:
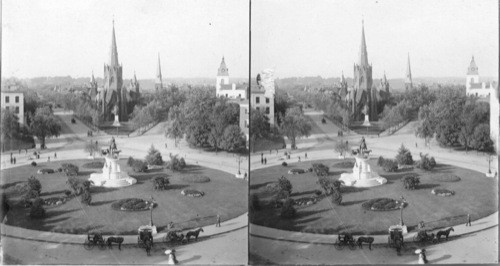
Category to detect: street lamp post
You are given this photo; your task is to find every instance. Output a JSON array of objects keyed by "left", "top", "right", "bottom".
[
  {"left": 399, "top": 195, "right": 407, "bottom": 226},
  {"left": 149, "top": 195, "right": 155, "bottom": 226},
  {"left": 238, "top": 155, "right": 242, "bottom": 175},
  {"left": 487, "top": 155, "right": 493, "bottom": 173}
]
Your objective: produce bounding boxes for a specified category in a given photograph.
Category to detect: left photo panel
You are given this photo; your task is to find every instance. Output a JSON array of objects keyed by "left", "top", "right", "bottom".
[{"left": 1, "top": 0, "right": 249, "bottom": 264}]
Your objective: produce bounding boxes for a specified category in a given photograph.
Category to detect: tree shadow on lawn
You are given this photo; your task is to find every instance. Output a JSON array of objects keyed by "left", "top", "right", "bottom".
[
  {"left": 90, "top": 186, "right": 118, "bottom": 195},
  {"left": 291, "top": 190, "right": 318, "bottom": 197},
  {"left": 40, "top": 189, "right": 67, "bottom": 197},
  {"left": 91, "top": 200, "right": 115, "bottom": 206},
  {"left": 341, "top": 187, "right": 368, "bottom": 194},
  {"left": 0, "top": 181, "right": 24, "bottom": 190},
  {"left": 303, "top": 224, "right": 355, "bottom": 235},
  {"left": 250, "top": 181, "right": 276, "bottom": 190},
  {"left": 341, "top": 199, "right": 367, "bottom": 206},
  {"left": 168, "top": 184, "right": 190, "bottom": 190},
  {"left": 78, "top": 170, "right": 96, "bottom": 176},
  {"left": 417, "top": 183, "right": 440, "bottom": 190},
  {"left": 431, "top": 164, "right": 455, "bottom": 173}
]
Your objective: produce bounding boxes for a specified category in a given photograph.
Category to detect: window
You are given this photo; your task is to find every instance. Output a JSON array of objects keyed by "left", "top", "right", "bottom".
[
  {"left": 256, "top": 107, "right": 260, "bottom": 111},
  {"left": 256, "top": 97, "right": 260, "bottom": 104},
  {"left": 265, "top": 107, "right": 270, "bottom": 114},
  {"left": 15, "top": 107, "right": 19, "bottom": 114},
  {"left": 5, "top": 96, "right": 9, "bottom": 103},
  {"left": 15, "top": 96, "right": 19, "bottom": 103},
  {"left": 266, "top": 97, "right": 270, "bottom": 104},
  {"left": 238, "top": 94, "right": 241, "bottom": 98},
  {"left": 5, "top": 107, "right": 9, "bottom": 111},
  {"left": 226, "top": 94, "right": 228, "bottom": 97}
]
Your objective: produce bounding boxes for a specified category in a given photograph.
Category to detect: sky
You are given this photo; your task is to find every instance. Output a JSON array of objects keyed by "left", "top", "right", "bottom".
[
  {"left": 2, "top": 0, "right": 249, "bottom": 79},
  {"left": 251, "top": 0, "right": 499, "bottom": 79}
]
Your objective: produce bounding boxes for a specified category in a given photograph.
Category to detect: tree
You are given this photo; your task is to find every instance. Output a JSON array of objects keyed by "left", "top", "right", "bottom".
[
  {"left": 81, "top": 189, "right": 92, "bottom": 205},
  {"left": 220, "top": 125, "right": 246, "bottom": 152},
  {"left": 250, "top": 108, "right": 271, "bottom": 152},
  {"left": 166, "top": 106, "right": 184, "bottom": 147},
  {"left": 402, "top": 175, "right": 420, "bottom": 190},
  {"left": 27, "top": 176, "right": 42, "bottom": 195},
  {"left": 29, "top": 198, "right": 45, "bottom": 218},
  {"left": 277, "top": 176, "right": 293, "bottom": 199},
  {"left": 395, "top": 144, "right": 413, "bottom": 165},
  {"left": 153, "top": 175, "right": 170, "bottom": 190},
  {"left": 335, "top": 140, "right": 350, "bottom": 158},
  {"left": 1, "top": 109, "right": 20, "bottom": 151},
  {"left": 458, "top": 100, "right": 489, "bottom": 152},
  {"left": 331, "top": 188, "right": 342, "bottom": 205},
  {"left": 470, "top": 123, "right": 494, "bottom": 152},
  {"left": 145, "top": 145, "right": 163, "bottom": 166},
  {"left": 279, "top": 107, "right": 312, "bottom": 149},
  {"left": 167, "top": 154, "right": 186, "bottom": 171},
  {"left": 29, "top": 107, "right": 62, "bottom": 149},
  {"left": 274, "top": 89, "right": 293, "bottom": 126}
]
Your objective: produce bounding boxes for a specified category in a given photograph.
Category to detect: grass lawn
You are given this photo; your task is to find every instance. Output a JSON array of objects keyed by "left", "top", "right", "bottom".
[
  {"left": 1, "top": 159, "right": 247, "bottom": 235},
  {"left": 250, "top": 158, "right": 497, "bottom": 235}
]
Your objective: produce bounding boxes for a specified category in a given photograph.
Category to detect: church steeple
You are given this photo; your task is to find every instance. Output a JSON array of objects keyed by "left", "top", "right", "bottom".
[
  {"left": 405, "top": 53, "right": 413, "bottom": 90},
  {"left": 467, "top": 56, "right": 479, "bottom": 75},
  {"left": 218, "top": 56, "right": 229, "bottom": 76},
  {"left": 155, "top": 53, "right": 163, "bottom": 91},
  {"left": 359, "top": 20, "right": 369, "bottom": 67},
  {"left": 110, "top": 20, "right": 119, "bottom": 67}
]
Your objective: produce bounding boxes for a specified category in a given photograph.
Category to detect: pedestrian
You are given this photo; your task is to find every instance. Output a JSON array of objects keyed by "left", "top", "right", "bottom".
[
  {"left": 10, "top": 152, "right": 13, "bottom": 160},
  {"left": 466, "top": 213, "right": 472, "bottom": 226},
  {"left": 48, "top": 156, "right": 50, "bottom": 162},
  {"left": 54, "top": 152, "right": 57, "bottom": 159},
  {"left": 13, "top": 157, "right": 16, "bottom": 164},
  {"left": 216, "top": 214, "right": 221, "bottom": 227},
  {"left": 10, "top": 157, "right": 13, "bottom": 164},
  {"left": 417, "top": 249, "right": 428, "bottom": 264},
  {"left": 261, "top": 157, "right": 264, "bottom": 164},
  {"left": 264, "top": 158, "right": 267, "bottom": 164},
  {"left": 276, "top": 149, "right": 278, "bottom": 155},
  {"left": 305, "top": 152, "right": 308, "bottom": 159},
  {"left": 298, "top": 156, "right": 301, "bottom": 162}
]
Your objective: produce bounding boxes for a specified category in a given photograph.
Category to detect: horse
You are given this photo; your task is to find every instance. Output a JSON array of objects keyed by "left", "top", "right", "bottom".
[
  {"left": 144, "top": 238, "right": 152, "bottom": 256},
  {"left": 186, "top": 228, "right": 204, "bottom": 242},
  {"left": 357, "top": 236, "right": 374, "bottom": 250},
  {"left": 436, "top": 227, "right": 454, "bottom": 242},
  {"left": 106, "top": 236, "right": 124, "bottom": 250}
]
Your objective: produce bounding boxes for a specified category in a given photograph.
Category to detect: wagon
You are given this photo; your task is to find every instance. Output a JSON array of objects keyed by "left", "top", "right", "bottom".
[
  {"left": 334, "top": 232, "right": 357, "bottom": 250},
  {"left": 84, "top": 231, "right": 106, "bottom": 250},
  {"left": 137, "top": 226, "right": 154, "bottom": 248},
  {"left": 163, "top": 228, "right": 187, "bottom": 245}
]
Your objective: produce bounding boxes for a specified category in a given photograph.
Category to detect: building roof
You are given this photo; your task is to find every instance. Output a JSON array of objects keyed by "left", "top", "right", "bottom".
[{"left": 467, "top": 56, "right": 479, "bottom": 75}]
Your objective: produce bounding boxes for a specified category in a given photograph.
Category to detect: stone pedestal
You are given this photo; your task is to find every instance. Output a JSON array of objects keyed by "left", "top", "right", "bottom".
[
  {"left": 89, "top": 155, "right": 136, "bottom": 187},
  {"left": 112, "top": 114, "right": 121, "bottom": 127},
  {"left": 362, "top": 114, "right": 371, "bottom": 127},
  {"left": 339, "top": 155, "right": 387, "bottom": 187}
]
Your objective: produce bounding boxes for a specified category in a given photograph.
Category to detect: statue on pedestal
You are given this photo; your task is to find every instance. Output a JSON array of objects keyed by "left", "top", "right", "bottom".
[
  {"left": 112, "top": 104, "right": 121, "bottom": 127},
  {"left": 362, "top": 104, "right": 371, "bottom": 126}
]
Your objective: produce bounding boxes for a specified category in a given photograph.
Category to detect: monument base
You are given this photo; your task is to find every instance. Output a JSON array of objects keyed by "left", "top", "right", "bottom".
[{"left": 339, "top": 172, "right": 387, "bottom": 187}]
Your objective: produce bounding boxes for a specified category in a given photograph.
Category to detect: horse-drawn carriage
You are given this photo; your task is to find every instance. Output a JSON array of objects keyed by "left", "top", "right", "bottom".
[
  {"left": 413, "top": 229, "right": 437, "bottom": 246},
  {"left": 334, "top": 232, "right": 357, "bottom": 250},
  {"left": 84, "top": 231, "right": 107, "bottom": 250},
  {"left": 137, "top": 226, "right": 154, "bottom": 255},
  {"left": 163, "top": 228, "right": 187, "bottom": 245},
  {"left": 387, "top": 226, "right": 404, "bottom": 254}
]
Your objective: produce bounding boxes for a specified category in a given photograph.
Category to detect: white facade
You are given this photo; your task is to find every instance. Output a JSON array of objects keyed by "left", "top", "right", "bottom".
[
  {"left": 1, "top": 91, "right": 25, "bottom": 125},
  {"left": 490, "top": 85, "right": 499, "bottom": 157},
  {"left": 216, "top": 57, "right": 246, "bottom": 99}
]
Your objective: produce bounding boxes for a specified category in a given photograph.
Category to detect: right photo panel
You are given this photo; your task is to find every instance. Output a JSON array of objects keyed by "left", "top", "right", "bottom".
[{"left": 249, "top": 0, "right": 499, "bottom": 264}]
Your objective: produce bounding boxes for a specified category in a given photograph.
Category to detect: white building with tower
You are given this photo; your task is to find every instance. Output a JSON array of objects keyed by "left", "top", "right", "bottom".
[
  {"left": 216, "top": 57, "right": 247, "bottom": 99},
  {"left": 466, "top": 56, "right": 495, "bottom": 97}
]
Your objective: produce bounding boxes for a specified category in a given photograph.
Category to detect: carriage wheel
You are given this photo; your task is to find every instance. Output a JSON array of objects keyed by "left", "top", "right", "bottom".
[
  {"left": 333, "top": 240, "right": 343, "bottom": 250},
  {"left": 348, "top": 241, "right": 357, "bottom": 250},
  {"left": 97, "top": 240, "right": 107, "bottom": 250},
  {"left": 84, "top": 239, "right": 94, "bottom": 250}
]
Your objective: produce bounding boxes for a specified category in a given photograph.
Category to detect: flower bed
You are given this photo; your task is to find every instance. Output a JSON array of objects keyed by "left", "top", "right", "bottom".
[
  {"left": 43, "top": 197, "right": 67, "bottom": 206},
  {"left": 288, "top": 169, "right": 306, "bottom": 175},
  {"left": 431, "top": 188, "right": 455, "bottom": 197},
  {"left": 361, "top": 198, "right": 407, "bottom": 211},
  {"left": 431, "top": 174, "right": 461, "bottom": 182},
  {"left": 181, "top": 189, "right": 204, "bottom": 197},
  {"left": 182, "top": 175, "right": 211, "bottom": 183},
  {"left": 81, "top": 161, "right": 105, "bottom": 169},
  {"left": 266, "top": 183, "right": 279, "bottom": 192},
  {"left": 294, "top": 196, "right": 320, "bottom": 206},
  {"left": 111, "top": 198, "right": 156, "bottom": 211}
]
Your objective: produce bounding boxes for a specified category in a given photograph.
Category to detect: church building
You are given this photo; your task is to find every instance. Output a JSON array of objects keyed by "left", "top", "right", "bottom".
[{"left": 466, "top": 56, "right": 495, "bottom": 97}]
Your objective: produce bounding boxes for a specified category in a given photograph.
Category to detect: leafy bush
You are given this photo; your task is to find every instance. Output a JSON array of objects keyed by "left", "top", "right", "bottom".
[
  {"left": 182, "top": 175, "right": 210, "bottom": 183},
  {"left": 131, "top": 159, "right": 148, "bottom": 172},
  {"left": 145, "top": 145, "right": 163, "bottom": 166},
  {"left": 382, "top": 159, "right": 398, "bottom": 172},
  {"left": 29, "top": 198, "right": 45, "bottom": 218},
  {"left": 82, "top": 161, "right": 105, "bottom": 169},
  {"left": 282, "top": 162, "right": 288, "bottom": 167},
  {"left": 416, "top": 153, "right": 436, "bottom": 171},
  {"left": 80, "top": 190, "right": 92, "bottom": 205},
  {"left": 431, "top": 188, "right": 455, "bottom": 196},
  {"left": 395, "top": 144, "right": 414, "bottom": 165},
  {"left": 167, "top": 154, "right": 186, "bottom": 171},
  {"left": 61, "top": 163, "right": 79, "bottom": 176},
  {"left": 111, "top": 198, "right": 152, "bottom": 211},
  {"left": 377, "top": 156, "right": 385, "bottom": 166},
  {"left": 152, "top": 175, "right": 170, "bottom": 190},
  {"left": 313, "top": 189, "right": 322, "bottom": 196},
  {"left": 402, "top": 174, "right": 420, "bottom": 190},
  {"left": 27, "top": 176, "right": 42, "bottom": 195},
  {"left": 23, "top": 189, "right": 39, "bottom": 201},
  {"left": 31, "top": 161, "right": 37, "bottom": 167},
  {"left": 181, "top": 189, "right": 205, "bottom": 197},
  {"left": 251, "top": 194, "right": 261, "bottom": 211},
  {"left": 280, "top": 198, "right": 296, "bottom": 218},
  {"left": 312, "top": 163, "right": 329, "bottom": 176},
  {"left": 317, "top": 177, "right": 334, "bottom": 195},
  {"left": 64, "top": 190, "right": 72, "bottom": 197},
  {"left": 57, "top": 168, "right": 63, "bottom": 172},
  {"left": 331, "top": 189, "right": 342, "bottom": 205},
  {"left": 277, "top": 176, "right": 293, "bottom": 197}
]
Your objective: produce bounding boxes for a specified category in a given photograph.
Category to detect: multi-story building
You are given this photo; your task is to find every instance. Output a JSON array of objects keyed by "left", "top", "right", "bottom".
[
  {"left": 1, "top": 89, "right": 25, "bottom": 125},
  {"left": 251, "top": 69, "right": 275, "bottom": 125}
]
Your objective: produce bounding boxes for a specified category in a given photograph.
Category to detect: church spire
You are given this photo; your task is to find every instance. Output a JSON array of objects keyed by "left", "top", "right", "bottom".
[
  {"left": 359, "top": 20, "right": 369, "bottom": 67},
  {"left": 156, "top": 53, "right": 162, "bottom": 81},
  {"left": 218, "top": 56, "right": 229, "bottom": 76},
  {"left": 467, "top": 55, "right": 479, "bottom": 75},
  {"left": 405, "top": 53, "right": 413, "bottom": 90},
  {"left": 110, "top": 20, "right": 119, "bottom": 67}
]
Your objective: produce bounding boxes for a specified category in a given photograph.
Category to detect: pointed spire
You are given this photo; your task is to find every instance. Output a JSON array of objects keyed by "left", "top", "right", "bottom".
[
  {"left": 218, "top": 56, "right": 229, "bottom": 76},
  {"left": 406, "top": 53, "right": 412, "bottom": 83},
  {"left": 467, "top": 55, "right": 479, "bottom": 75},
  {"left": 156, "top": 53, "right": 162, "bottom": 81},
  {"left": 110, "top": 20, "right": 119, "bottom": 67},
  {"left": 383, "top": 71, "right": 387, "bottom": 83},
  {"left": 359, "top": 20, "right": 369, "bottom": 66},
  {"left": 90, "top": 70, "right": 96, "bottom": 83},
  {"left": 133, "top": 71, "right": 138, "bottom": 83}
]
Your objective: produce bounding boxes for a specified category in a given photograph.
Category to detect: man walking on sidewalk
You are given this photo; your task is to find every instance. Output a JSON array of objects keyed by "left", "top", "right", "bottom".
[
  {"left": 465, "top": 213, "right": 472, "bottom": 226},
  {"left": 216, "top": 214, "right": 221, "bottom": 227}
]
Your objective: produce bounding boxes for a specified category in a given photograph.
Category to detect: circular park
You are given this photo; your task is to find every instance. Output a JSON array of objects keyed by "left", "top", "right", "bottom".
[
  {"left": 1, "top": 158, "right": 247, "bottom": 235},
  {"left": 250, "top": 157, "right": 498, "bottom": 235}
]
